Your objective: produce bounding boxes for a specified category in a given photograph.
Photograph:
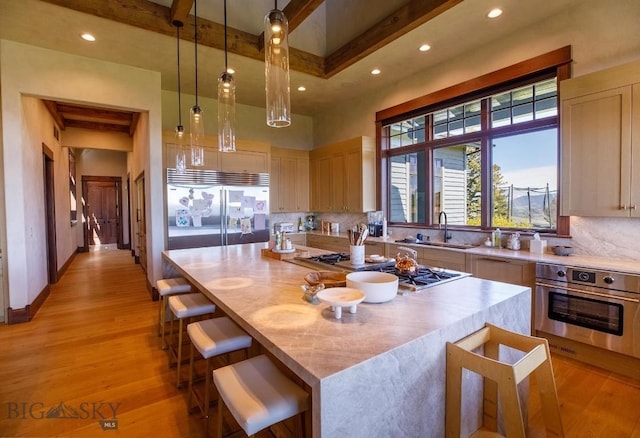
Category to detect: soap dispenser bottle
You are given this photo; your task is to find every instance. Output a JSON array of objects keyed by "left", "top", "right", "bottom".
[{"left": 493, "top": 228, "right": 502, "bottom": 248}]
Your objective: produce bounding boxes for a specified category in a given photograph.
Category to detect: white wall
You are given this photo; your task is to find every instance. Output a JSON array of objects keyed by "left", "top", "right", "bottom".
[
  {"left": 64, "top": 127, "right": 132, "bottom": 152},
  {"left": 161, "top": 90, "right": 314, "bottom": 150},
  {"left": 0, "top": 40, "right": 162, "bottom": 310}
]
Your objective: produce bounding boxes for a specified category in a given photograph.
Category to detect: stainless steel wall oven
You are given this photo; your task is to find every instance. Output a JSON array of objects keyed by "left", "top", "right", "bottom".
[{"left": 535, "top": 263, "right": 640, "bottom": 358}]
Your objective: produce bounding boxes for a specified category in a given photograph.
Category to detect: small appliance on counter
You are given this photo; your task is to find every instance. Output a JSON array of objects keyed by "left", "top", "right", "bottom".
[
  {"left": 273, "top": 222, "right": 294, "bottom": 233},
  {"left": 367, "top": 210, "right": 384, "bottom": 237},
  {"left": 305, "top": 215, "right": 316, "bottom": 230}
]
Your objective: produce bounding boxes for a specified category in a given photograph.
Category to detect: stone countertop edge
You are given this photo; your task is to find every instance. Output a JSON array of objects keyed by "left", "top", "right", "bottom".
[
  {"left": 302, "top": 230, "right": 640, "bottom": 275},
  {"left": 161, "top": 244, "right": 531, "bottom": 387}
]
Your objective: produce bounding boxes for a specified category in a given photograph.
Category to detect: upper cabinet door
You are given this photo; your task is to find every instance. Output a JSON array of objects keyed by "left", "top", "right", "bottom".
[
  {"left": 220, "top": 150, "right": 269, "bottom": 173},
  {"left": 560, "top": 86, "right": 632, "bottom": 217}
]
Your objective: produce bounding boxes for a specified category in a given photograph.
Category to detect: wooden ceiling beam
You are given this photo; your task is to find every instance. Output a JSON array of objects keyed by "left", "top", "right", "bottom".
[
  {"left": 56, "top": 104, "right": 134, "bottom": 122},
  {"left": 170, "top": 0, "right": 193, "bottom": 26},
  {"left": 40, "top": 0, "right": 325, "bottom": 77},
  {"left": 42, "top": 100, "right": 66, "bottom": 130},
  {"left": 324, "top": 0, "right": 463, "bottom": 78},
  {"left": 257, "top": 0, "right": 325, "bottom": 51},
  {"left": 65, "top": 119, "right": 132, "bottom": 134}
]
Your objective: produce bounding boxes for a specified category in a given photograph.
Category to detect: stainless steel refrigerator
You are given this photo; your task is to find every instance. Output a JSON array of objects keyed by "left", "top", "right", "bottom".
[{"left": 166, "top": 168, "right": 270, "bottom": 250}]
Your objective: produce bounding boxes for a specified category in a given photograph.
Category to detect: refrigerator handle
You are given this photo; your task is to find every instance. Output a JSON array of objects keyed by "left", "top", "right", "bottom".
[{"left": 220, "top": 188, "right": 227, "bottom": 246}]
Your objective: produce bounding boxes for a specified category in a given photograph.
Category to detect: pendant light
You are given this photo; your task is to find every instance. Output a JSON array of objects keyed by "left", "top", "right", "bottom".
[
  {"left": 218, "top": 0, "right": 236, "bottom": 152},
  {"left": 264, "top": 0, "right": 291, "bottom": 127},
  {"left": 190, "top": 0, "right": 205, "bottom": 166},
  {"left": 174, "top": 22, "right": 187, "bottom": 174}
]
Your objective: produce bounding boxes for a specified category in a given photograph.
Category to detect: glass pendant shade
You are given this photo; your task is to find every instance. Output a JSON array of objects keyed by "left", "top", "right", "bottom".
[
  {"left": 175, "top": 125, "right": 187, "bottom": 174},
  {"left": 217, "top": 71, "right": 236, "bottom": 152},
  {"left": 190, "top": 105, "right": 205, "bottom": 166},
  {"left": 264, "top": 8, "right": 291, "bottom": 127}
]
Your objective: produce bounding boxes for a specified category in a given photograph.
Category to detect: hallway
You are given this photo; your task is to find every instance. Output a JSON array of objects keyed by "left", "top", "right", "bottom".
[{"left": 0, "top": 249, "right": 206, "bottom": 437}]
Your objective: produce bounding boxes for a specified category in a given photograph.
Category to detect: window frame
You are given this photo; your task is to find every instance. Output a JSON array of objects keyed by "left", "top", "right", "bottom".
[{"left": 375, "top": 46, "right": 572, "bottom": 236}]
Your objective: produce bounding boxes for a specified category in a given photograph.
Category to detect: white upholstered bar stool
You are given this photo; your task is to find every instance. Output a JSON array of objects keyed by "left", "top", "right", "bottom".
[
  {"left": 156, "top": 277, "right": 192, "bottom": 349},
  {"left": 187, "top": 317, "right": 252, "bottom": 431},
  {"left": 168, "top": 293, "right": 216, "bottom": 388},
  {"left": 213, "top": 354, "right": 309, "bottom": 438},
  {"left": 445, "top": 323, "right": 564, "bottom": 438}
]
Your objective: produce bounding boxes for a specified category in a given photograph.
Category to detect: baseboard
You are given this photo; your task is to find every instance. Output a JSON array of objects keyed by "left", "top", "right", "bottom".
[
  {"left": 58, "top": 249, "right": 77, "bottom": 278},
  {"left": 7, "top": 284, "right": 51, "bottom": 324},
  {"left": 149, "top": 277, "right": 158, "bottom": 301}
]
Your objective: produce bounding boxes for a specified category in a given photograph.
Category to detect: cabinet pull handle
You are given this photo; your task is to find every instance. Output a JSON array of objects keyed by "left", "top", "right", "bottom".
[
  {"left": 631, "top": 204, "right": 637, "bottom": 210},
  {"left": 622, "top": 204, "right": 628, "bottom": 210}
]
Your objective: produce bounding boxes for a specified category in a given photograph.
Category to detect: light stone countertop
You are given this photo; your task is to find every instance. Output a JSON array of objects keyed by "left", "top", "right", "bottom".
[
  {"left": 305, "top": 231, "right": 640, "bottom": 275},
  {"left": 162, "top": 243, "right": 531, "bottom": 437}
]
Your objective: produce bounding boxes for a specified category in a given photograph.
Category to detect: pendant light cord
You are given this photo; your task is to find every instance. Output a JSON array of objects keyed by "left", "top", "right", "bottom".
[
  {"left": 176, "top": 25, "right": 182, "bottom": 124},
  {"left": 224, "top": 0, "right": 228, "bottom": 71},
  {"left": 194, "top": 0, "right": 199, "bottom": 107}
]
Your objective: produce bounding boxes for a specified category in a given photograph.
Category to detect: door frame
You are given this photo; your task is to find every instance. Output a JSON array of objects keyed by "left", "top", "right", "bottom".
[
  {"left": 81, "top": 176, "right": 123, "bottom": 251},
  {"left": 43, "top": 144, "right": 58, "bottom": 284}
]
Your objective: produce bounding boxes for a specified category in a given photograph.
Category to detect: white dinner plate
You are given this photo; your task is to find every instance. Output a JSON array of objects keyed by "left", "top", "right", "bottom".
[{"left": 316, "top": 287, "right": 365, "bottom": 306}]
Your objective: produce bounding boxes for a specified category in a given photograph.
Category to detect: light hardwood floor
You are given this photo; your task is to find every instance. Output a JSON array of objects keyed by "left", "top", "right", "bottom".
[{"left": 0, "top": 249, "right": 639, "bottom": 437}]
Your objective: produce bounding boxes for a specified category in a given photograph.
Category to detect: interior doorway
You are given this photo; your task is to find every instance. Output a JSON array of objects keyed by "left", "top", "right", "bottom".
[
  {"left": 43, "top": 144, "right": 58, "bottom": 283},
  {"left": 82, "top": 176, "right": 123, "bottom": 251}
]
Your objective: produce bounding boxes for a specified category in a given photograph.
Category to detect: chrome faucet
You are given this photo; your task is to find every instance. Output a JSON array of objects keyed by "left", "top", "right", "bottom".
[{"left": 438, "top": 211, "right": 452, "bottom": 243}]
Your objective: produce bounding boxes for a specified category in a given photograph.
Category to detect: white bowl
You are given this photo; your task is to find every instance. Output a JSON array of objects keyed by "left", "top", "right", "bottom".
[{"left": 346, "top": 271, "right": 399, "bottom": 303}]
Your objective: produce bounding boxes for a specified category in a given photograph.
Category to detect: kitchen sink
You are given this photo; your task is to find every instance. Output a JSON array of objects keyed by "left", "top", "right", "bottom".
[{"left": 416, "top": 241, "right": 475, "bottom": 250}]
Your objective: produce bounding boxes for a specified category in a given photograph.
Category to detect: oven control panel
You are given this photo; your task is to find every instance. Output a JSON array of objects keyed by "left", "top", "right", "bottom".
[{"left": 536, "top": 263, "right": 639, "bottom": 293}]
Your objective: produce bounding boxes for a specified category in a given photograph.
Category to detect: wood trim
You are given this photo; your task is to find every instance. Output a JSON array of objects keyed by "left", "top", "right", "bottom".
[
  {"left": 7, "top": 285, "right": 51, "bottom": 324},
  {"left": 148, "top": 277, "right": 158, "bottom": 301},
  {"left": 376, "top": 46, "right": 573, "bottom": 122},
  {"left": 57, "top": 249, "right": 78, "bottom": 279},
  {"left": 43, "top": 144, "right": 58, "bottom": 284}
]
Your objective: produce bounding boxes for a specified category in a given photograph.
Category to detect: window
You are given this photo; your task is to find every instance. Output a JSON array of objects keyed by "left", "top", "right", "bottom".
[{"left": 376, "top": 47, "right": 571, "bottom": 234}]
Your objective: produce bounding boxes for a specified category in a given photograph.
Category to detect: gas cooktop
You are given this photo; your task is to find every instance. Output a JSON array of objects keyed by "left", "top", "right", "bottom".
[{"left": 289, "top": 252, "right": 470, "bottom": 291}]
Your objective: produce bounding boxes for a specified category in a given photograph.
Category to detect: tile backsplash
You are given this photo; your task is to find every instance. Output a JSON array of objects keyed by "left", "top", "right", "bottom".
[{"left": 272, "top": 213, "right": 640, "bottom": 261}]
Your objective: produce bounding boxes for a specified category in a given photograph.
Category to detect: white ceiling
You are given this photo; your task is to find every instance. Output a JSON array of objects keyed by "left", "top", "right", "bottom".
[{"left": 0, "top": 0, "right": 582, "bottom": 116}]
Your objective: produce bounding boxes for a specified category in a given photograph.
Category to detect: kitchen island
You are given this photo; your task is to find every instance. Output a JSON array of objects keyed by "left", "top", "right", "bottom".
[{"left": 162, "top": 243, "right": 531, "bottom": 437}]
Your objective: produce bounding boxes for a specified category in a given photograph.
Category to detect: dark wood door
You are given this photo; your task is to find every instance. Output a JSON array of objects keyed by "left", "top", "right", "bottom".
[{"left": 87, "top": 181, "right": 119, "bottom": 245}]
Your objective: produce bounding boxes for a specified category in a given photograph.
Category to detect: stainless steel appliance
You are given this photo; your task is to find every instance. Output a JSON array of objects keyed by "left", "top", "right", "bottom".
[
  {"left": 535, "top": 263, "right": 640, "bottom": 358},
  {"left": 274, "top": 222, "right": 294, "bottom": 233},
  {"left": 166, "top": 169, "right": 270, "bottom": 249},
  {"left": 287, "top": 252, "right": 470, "bottom": 291}
]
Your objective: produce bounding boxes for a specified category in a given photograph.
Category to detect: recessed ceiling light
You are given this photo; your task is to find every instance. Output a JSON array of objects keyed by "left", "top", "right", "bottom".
[
  {"left": 419, "top": 44, "right": 431, "bottom": 52},
  {"left": 297, "top": 86, "right": 306, "bottom": 92},
  {"left": 487, "top": 8, "right": 503, "bottom": 18},
  {"left": 371, "top": 68, "right": 381, "bottom": 75},
  {"left": 81, "top": 33, "right": 96, "bottom": 42}
]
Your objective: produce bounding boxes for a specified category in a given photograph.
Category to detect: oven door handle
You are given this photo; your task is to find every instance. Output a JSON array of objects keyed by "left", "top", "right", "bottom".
[{"left": 536, "top": 281, "right": 640, "bottom": 304}]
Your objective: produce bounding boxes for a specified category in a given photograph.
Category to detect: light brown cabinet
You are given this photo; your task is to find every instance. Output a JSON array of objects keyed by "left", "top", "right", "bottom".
[
  {"left": 271, "top": 148, "right": 309, "bottom": 213},
  {"left": 560, "top": 60, "right": 640, "bottom": 217},
  {"left": 220, "top": 150, "right": 269, "bottom": 173},
  {"left": 310, "top": 136, "right": 376, "bottom": 212},
  {"left": 164, "top": 142, "right": 220, "bottom": 170},
  {"left": 467, "top": 255, "right": 535, "bottom": 288},
  {"left": 306, "top": 234, "right": 349, "bottom": 253}
]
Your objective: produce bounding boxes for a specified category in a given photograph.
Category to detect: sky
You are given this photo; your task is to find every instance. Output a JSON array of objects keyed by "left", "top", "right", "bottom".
[{"left": 492, "top": 128, "right": 558, "bottom": 191}]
